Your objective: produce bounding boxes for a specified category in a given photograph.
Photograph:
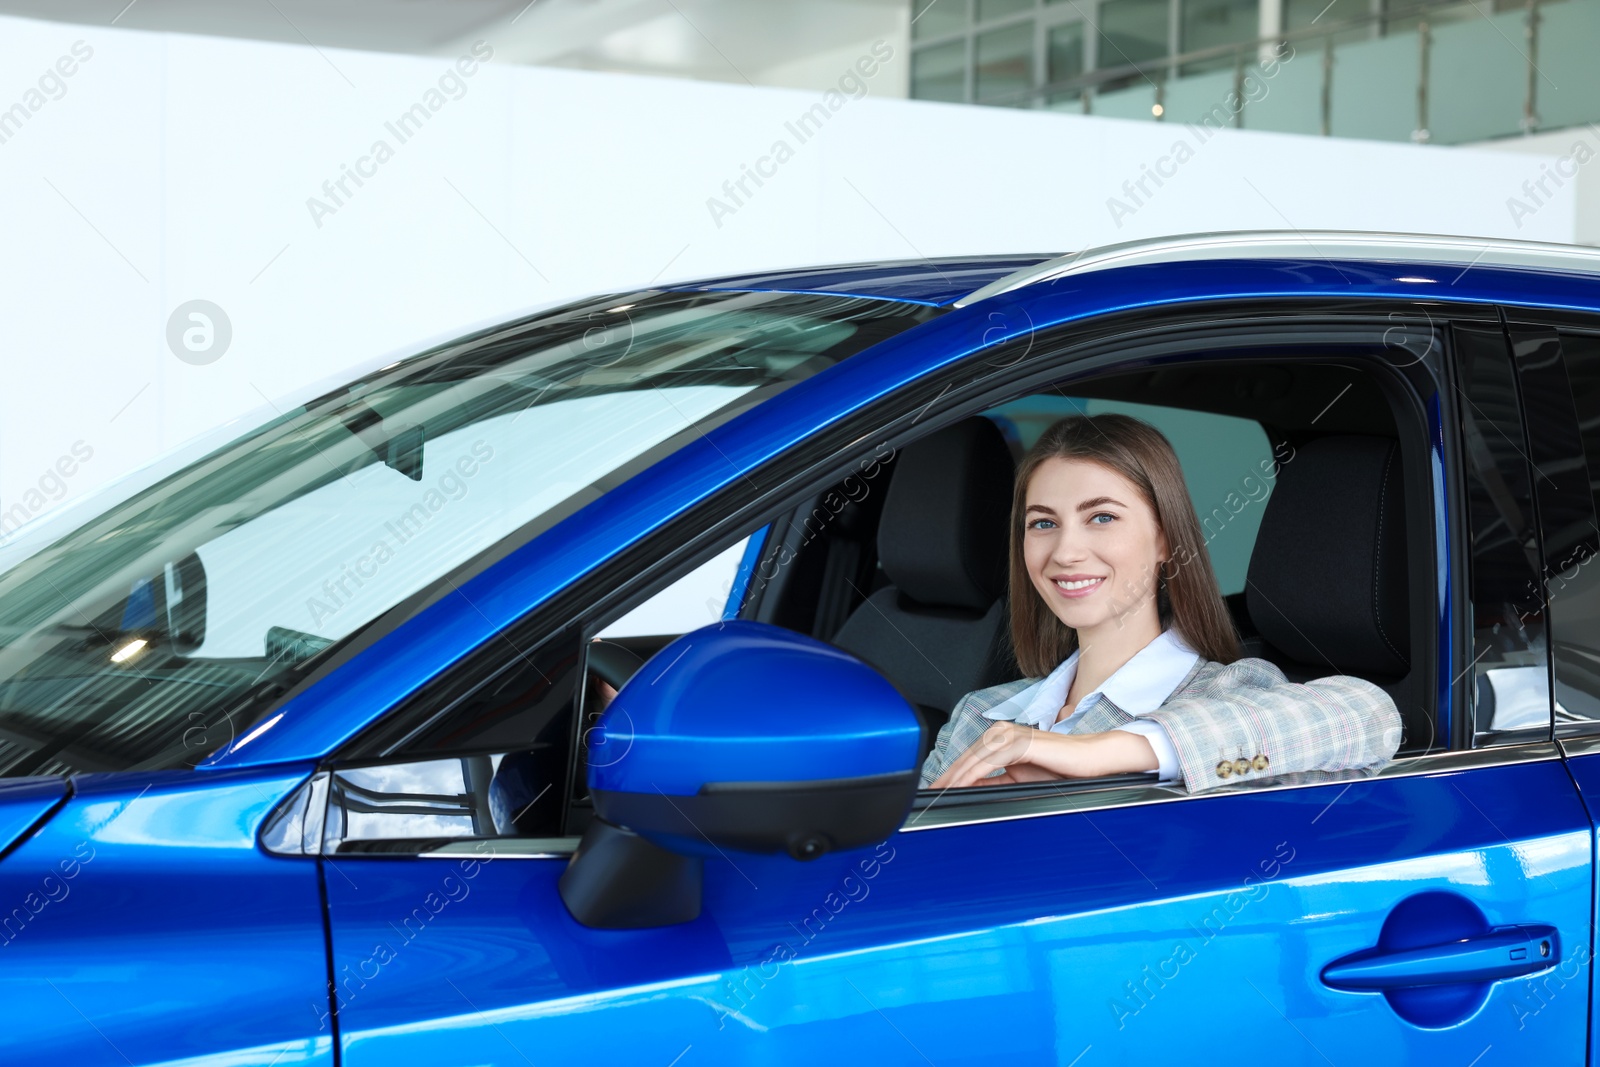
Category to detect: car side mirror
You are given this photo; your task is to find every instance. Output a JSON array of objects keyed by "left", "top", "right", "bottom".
[{"left": 559, "top": 620, "right": 920, "bottom": 929}]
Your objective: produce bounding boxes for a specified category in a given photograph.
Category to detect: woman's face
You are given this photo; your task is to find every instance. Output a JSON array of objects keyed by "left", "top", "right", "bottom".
[{"left": 1022, "top": 456, "right": 1170, "bottom": 635}]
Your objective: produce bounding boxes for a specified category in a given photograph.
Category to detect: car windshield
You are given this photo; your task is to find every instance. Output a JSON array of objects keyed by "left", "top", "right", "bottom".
[{"left": 0, "top": 288, "right": 938, "bottom": 777}]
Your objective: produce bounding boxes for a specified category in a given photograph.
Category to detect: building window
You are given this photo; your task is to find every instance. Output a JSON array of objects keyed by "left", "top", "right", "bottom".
[
  {"left": 976, "top": 22, "right": 1035, "bottom": 102},
  {"left": 912, "top": 39, "right": 967, "bottom": 100},
  {"left": 1100, "top": 0, "right": 1173, "bottom": 69},
  {"left": 912, "top": 0, "right": 970, "bottom": 40},
  {"left": 1181, "top": 0, "right": 1260, "bottom": 71},
  {"left": 978, "top": 0, "right": 1034, "bottom": 19},
  {"left": 1047, "top": 20, "right": 1088, "bottom": 83}
]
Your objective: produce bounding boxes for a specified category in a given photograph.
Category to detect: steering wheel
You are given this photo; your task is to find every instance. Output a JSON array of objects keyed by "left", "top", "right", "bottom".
[{"left": 587, "top": 639, "right": 646, "bottom": 693}]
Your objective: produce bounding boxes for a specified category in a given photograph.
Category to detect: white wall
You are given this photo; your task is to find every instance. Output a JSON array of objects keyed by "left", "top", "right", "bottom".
[
  {"left": 1473, "top": 126, "right": 1600, "bottom": 247},
  {"left": 0, "top": 12, "right": 1577, "bottom": 529}
]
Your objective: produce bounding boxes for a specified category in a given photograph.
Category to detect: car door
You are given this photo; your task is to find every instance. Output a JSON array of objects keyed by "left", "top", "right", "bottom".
[
  {"left": 305, "top": 306, "right": 1594, "bottom": 1065},
  {"left": 1505, "top": 316, "right": 1600, "bottom": 1064}
]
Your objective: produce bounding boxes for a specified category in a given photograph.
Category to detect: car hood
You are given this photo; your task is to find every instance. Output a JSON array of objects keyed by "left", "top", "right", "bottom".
[{"left": 0, "top": 777, "right": 69, "bottom": 858}]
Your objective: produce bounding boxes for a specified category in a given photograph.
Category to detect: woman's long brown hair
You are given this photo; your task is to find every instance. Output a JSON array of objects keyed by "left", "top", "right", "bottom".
[{"left": 1009, "top": 413, "right": 1242, "bottom": 676}]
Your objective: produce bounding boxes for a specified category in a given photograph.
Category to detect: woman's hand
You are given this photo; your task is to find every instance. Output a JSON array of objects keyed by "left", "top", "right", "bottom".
[
  {"left": 926, "top": 723, "right": 1159, "bottom": 790},
  {"left": 928, "top": 722, "right": 1073, "bottom": 789},
  {"left": 927, "top": 722, "right": 1037, "bottom": 789},
  {"left": 588, "top": 673, "right": 619, "bottom": 715},
  {"left": 982, "top": 762, "right": 1066, "bottom": 786}
]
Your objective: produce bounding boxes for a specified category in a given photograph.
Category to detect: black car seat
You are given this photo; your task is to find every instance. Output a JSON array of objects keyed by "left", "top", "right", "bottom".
[
  {"left": 1243, "top": 435, "right": 1422, "bottom": 748},
  {"left": 832, "top": 417, "right": 1020, "bottom": 761}
]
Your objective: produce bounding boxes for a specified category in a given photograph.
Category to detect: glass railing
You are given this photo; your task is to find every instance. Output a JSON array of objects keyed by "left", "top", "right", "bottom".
[{"left": 984, "top": 0, "right": 1600, "bottom": 144}]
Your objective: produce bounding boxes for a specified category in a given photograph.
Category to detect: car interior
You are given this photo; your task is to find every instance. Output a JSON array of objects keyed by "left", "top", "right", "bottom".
[{"left": 586, "top": 352, "right": 1437, "bottom": 797}]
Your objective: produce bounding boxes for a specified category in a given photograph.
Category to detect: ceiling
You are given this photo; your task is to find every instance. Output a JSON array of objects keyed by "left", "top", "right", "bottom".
[{"left": 0, "top": 0, "right": 910, "bottom": 89}]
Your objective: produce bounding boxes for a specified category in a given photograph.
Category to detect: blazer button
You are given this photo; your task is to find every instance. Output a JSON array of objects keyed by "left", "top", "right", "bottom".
[
  {"left": 1216, "top": 760, "right": 1234, "bottom": 779},
  {"left": 1232, "top": 759, "right": 1251, "bottom": 777},
  {"left": 1252, "top": 754, "right": 1269, "bottom": 771}
]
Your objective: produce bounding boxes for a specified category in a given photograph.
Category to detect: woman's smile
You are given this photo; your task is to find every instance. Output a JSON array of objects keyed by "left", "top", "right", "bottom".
[{"left": 1052, "top": 574, "right": 1106, "bottom": 597}]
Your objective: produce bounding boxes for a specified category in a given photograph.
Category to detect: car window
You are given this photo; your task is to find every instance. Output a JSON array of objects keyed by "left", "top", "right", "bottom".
[
  {"left": 1561, "top": 330, "right": 1600, "bottom": 514},
  {"left": 314, "top": 321, "right": 1440, "bottom": 861},
  {"left": 596, "top": 532, "right": 759, "bottom": 638},
  {"left": 608, "top": 348, "right": 1425, "bottom": 800},
  {"left": 1539, "top": 327, "right": 1600, "bottom": 733},
  {"left": 1455, "top": 323, "right": 1551, "bottom": 744},
  {"left": 0, "top": 290, "right": 937, "bottom": 777}
]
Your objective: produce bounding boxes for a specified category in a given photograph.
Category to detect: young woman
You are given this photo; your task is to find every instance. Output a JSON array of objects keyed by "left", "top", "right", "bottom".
[{"left": 922, "top": 413, "right": 1402, "bottom": 793}]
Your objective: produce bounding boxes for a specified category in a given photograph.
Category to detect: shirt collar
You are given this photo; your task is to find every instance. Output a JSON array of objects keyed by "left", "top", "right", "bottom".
[{"left": 984, "top": 628, "right": 1201, "bottom": 729}]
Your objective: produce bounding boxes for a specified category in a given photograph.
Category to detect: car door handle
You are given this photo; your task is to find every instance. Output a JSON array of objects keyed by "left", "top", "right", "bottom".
[{"left": 1321, "top": 924, "right": 1560, "bottom": 990}]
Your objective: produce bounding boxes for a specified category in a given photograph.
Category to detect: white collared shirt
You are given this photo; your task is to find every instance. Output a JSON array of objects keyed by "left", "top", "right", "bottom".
[{"left": 980, "top": 628, "right": 1199, "bottom": 783}]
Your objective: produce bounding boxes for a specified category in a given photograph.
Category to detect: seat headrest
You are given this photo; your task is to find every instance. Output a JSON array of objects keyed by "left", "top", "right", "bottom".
[
  {"left": 877, "top": 417, "right": 1016, "bottom": 612},
  {"left": 1246, "top": 435, "right": 1410, "bottom": 677}
]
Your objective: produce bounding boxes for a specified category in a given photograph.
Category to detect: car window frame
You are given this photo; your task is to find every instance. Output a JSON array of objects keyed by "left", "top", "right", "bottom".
[
  {"left": 312, "top": 298, "right": 1520, "bottom": 856},
  {"left": 1485, "top": 309, "right": 1600, "bottom": 748},
  {"left": 1448, "top": 319, "right": 1558, "bottom": 751}
]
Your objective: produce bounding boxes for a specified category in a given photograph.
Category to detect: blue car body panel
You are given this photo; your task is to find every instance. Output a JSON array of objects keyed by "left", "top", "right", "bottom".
[
  {"left": 0, "top": 775, "right": 68, "bottom": 857},
  {"left": 722, "top": 525, "right": 770, "bottom": 621},
  {"left": 325, "top": 761, "right": 1591, "bottom": 1064},
  {"left": 1554, "top": 753, "right": 1600, "bottom": 1065},
  {"left": 206, "top": 257, "right": 1600, "bottom": 770},
  {"left": 0, "top": 765, "right": 331, "bottom": 1066}
]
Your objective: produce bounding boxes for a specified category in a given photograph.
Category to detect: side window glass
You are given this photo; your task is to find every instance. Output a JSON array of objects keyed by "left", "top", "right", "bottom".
[
  {"left": 1539, "top": 329, "right": 1600, "bottom": 732},
  {"left": 1454, "top": 324, "right": 1549, "bottom": 744},
  {"left": 596, "top": 529, "right": 764, "bottom": 638}
]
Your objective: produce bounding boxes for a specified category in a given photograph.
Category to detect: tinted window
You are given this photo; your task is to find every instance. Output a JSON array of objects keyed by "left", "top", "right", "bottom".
[
  {"left": 1557, "top": 330, "right": 1600, "bottom": 524},
  {"left": 1454, "top": 324, "right": 1549, "bottom": 743},
  {"left": 1539, "top": 329, "right": 1600, "bottom": 732}
]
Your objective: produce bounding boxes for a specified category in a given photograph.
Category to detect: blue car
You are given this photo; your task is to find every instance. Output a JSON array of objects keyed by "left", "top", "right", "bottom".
[{"left": 7, "top": 230, "right": 1600, "bottom": 1065}]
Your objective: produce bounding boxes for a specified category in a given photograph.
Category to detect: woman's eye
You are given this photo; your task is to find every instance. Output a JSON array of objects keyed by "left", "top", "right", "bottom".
[
  {"left": 1027, "top": 518, "right": 1056, "bottom": 530},
  {"left": 1089, "top": 513, "right": 1115, "bottom": 525}
]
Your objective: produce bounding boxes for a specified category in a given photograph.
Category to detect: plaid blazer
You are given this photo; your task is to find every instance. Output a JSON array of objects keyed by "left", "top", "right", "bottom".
[{"left": 918, "top": 656, "right": 1404, "bottom": 794}]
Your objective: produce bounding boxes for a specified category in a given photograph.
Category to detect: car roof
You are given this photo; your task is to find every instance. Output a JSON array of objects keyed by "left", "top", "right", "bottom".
[
  {"left": 671, "top": 254, "right": 1061, "bottom": 307},
  {"left": 670, "top": 232, "right": 1600, "bottom": 312},
  {"left": 954, "top": 230, "right": 1600, "bottom": 306}
]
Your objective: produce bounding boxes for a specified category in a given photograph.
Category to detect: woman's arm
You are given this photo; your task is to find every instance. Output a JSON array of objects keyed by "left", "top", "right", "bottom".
[
  {"left": 926, "top": 723, "right": 1159, "bottom": 789},
  {"left": 925, "top": 664, "right": 1403, "bottom": 793},
  {"left": 1138, "top": 664, "right": 1403, "bottom": 792},
  {"left": 918, "top": 715, "right": 963, "bottom": 786}
]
